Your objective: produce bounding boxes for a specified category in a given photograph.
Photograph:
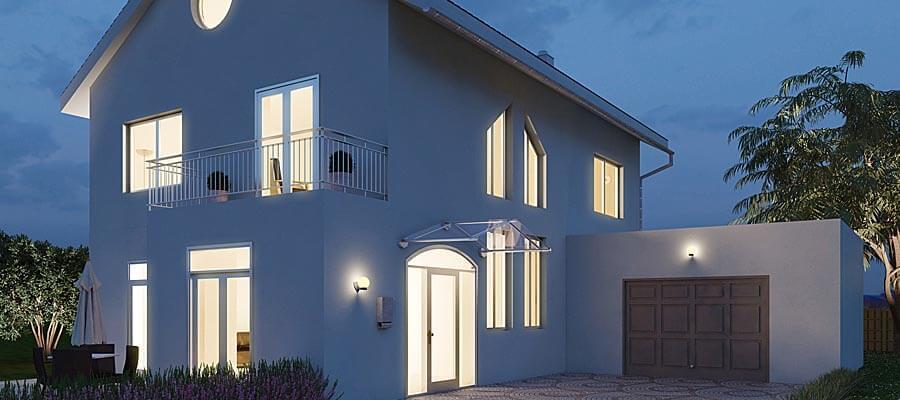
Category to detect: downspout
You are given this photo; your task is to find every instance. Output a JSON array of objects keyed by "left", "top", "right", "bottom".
[{"left": 639, "top": 150, "right": 674, "bottom": 230}]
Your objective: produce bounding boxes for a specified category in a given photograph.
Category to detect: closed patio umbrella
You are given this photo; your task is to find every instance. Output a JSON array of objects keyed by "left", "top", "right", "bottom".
[{"left": 71, "top": 261, "right": 107, "bottom": 346}]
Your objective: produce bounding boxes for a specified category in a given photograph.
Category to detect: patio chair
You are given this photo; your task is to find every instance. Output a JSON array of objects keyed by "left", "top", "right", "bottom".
[
  {"left": 79, "top": 344, "right": 114, "bottom": 354},
  {"left": 52, "top": 348, "right": 93, "bottom": 381},
  {"left": 32, "top": 347, "right": 50, "bottom": 386},
  {"left": 269, "top": 158, "right": 311, "bottom": 194},
  {"left": 123, "top": 345, "right": 139, "bottom": 376}
]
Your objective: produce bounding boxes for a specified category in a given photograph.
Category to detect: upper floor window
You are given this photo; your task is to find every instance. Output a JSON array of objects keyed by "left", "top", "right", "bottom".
[
  {"left": 192, "top": 0, "right": 233, "bottom": 30},
  {"left": 593, "top": 156, "right": 622, "bottom": 218},
  {"left": 523, "top": 118, "right": 546, "bottom": 208},
  {"left": 486, "top": 111, "right": 507, "bottom": 198},
  {"left": 124, "top": 113, "right": 182, "bottom": 192}
]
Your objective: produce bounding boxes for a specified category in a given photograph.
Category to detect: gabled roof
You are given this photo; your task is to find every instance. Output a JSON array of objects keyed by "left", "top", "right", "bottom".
[{"left": 61, "top": 0, "right": 671, "bottom": 153}]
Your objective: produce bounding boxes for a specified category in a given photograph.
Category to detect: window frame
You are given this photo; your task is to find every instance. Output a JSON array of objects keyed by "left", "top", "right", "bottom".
[
  {"left": 486, "top": 110, "right": 509, "bottom": 199},
  {"left": 593, "top": 155, "right": 623, "bottom": 219},
  {"left": 127, "top": 261, "right": 149, "bottom": 370},
  {"left": 523, "top": 240, "right": 544, "bottom": 329},
  {"left": 123, "top": 111, "right": 183, "bottom": 193},
  {"left": 485, "top": 230, "right": 511, "bottom": 330},
  {"left": 523, "top": 117, "right": 547, "bottom": 208}
]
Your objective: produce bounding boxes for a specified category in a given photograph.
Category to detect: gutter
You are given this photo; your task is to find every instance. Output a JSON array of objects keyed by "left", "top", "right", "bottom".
[{"left": 639, "top": 150, "right": 675, "bottom": 229}]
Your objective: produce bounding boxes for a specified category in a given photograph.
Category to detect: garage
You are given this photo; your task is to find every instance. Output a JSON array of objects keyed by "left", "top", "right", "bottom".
[{"left": 624, "top": 276, "right": 769, "bottom": 381}]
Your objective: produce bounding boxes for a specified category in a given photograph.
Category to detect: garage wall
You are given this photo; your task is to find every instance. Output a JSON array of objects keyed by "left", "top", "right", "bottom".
[{"left": 566, "top": 219, "right": 863, "bottom": 384}]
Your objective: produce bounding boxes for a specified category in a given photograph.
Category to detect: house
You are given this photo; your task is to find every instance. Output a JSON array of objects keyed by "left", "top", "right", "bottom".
[{"left": 60, "top": 0, "right": 862, "bottom": 398}]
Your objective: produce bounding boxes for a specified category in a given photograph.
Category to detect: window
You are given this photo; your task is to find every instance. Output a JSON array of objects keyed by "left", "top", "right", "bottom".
[
  {"left": 125, "top": 113, "right": 182, "bottom": 192},
  {"left": 523, "top": 119, "right": 546, "bottom": 208},
  {"left": 523, "top": 242, "right": 543, "bottom": 328},
  {"left": 128, "top": 262, "right": 148, "bottom": 370},
  {"left": 486, "top": 111, "right": 507, "bottom": 198},
  {"left": 593, "top": 156, "right": 622, "bottom": 218},
  {"left": 192, "top": 0, "right": 233, "bottom": 30},
  {"left": 485, "top": 230, "right": 508, "bottom": 329}
]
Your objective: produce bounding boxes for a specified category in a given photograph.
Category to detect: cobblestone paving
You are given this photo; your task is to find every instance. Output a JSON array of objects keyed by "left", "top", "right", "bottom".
[{"left": 415, "top": 373, "right": 799, "bottom": 400}]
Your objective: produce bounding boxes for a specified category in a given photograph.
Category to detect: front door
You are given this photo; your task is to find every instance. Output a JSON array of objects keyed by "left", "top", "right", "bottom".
[
  {"left": 428, "top": 271, "right": 459, "bottom": 393},
  {"left": 255, "top": 77, "right": 318, "bottom": 195}
]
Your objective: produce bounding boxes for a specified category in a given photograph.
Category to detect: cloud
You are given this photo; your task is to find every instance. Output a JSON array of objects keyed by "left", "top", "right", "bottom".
[
  {"left": 15, "top": 45, "right": 77, "bottom": 95},
  {"left": 0, "top": 111, "right": 60, "bottom": 170},
  {"left": 454, "top": 0, "right": 589, "bottom": 49},
  {"left": 0, "top": 160, "right": 89, "bottom": 211},
  {"left": 597, "top": 0, "right": 711, "bottom": 39},
  {"left": 0, "top": 0, "right": 27, "bottom": 14}
]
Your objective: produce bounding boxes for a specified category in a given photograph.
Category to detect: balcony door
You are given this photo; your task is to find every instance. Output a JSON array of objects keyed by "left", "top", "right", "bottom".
[{"left": 255, "top": 76, "right": 319, "bottom": 196}]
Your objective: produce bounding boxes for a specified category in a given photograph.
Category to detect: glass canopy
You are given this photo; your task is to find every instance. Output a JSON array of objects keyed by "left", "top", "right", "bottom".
[{"left": 399, "top": 220, "right": 551, "bottom": 256}]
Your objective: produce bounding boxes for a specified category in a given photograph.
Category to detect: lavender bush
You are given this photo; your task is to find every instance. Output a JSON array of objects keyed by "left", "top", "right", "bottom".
[{"left": 0, "top": 358, "right": 340, "bottom": 400}]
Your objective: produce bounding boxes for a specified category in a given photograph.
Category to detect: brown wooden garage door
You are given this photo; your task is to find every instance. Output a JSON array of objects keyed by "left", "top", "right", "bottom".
[{"left": 624, "top": 276, "right": 769, "bottom": 381}]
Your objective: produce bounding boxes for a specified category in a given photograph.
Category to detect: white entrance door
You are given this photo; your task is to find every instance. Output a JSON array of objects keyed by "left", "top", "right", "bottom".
[
  {"left": 407, "top": 248, "right": 476, "bottom": 397},
  {"left": 191, "top": 275, "right": 251, "bottom": 369},
  {"left": 255, "top": 77, "right": 319, "bottom": 195},
  {"left": 428, "top": 271, "right": 459, "bottom": 393}
]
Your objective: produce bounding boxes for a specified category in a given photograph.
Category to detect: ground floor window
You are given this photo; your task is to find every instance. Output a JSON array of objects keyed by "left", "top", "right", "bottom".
[
  {"left": 189, "top": 245, "right": 251, "bottom": 369},
  {"left": 523, "top": 242, "right": 543, "bottom": 328},
  {"left": 486, "top": 230, "right": 509, "bottom": 329},
  {"left": 128, "top": 262, "right": 148, "bottom": 370}
]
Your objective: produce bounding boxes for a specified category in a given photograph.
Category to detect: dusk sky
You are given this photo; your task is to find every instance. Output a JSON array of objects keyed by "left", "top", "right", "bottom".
[{"left": 2, "top": 1, "right": 898, "bottom": 291}]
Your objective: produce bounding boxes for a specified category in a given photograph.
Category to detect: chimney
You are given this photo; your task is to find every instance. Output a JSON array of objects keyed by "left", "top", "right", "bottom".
[{"left": 537, "top": 50, "right": 555, "bottom": 66}]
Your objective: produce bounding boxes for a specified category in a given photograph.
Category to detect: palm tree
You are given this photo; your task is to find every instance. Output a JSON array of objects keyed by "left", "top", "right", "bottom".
[{"left": 725, "top": 50, "right": 900, "bottom": 352}]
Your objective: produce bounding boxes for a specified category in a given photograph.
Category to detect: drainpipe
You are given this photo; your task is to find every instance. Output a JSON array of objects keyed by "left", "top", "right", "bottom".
[{"left": 639, "top": 150, "right": 674, "bottom": 230}]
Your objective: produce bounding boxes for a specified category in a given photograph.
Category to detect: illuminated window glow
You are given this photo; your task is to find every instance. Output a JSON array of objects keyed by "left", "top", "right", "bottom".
[
  {"left": 486, "top": 230, "right": 508, "bottom": 329},
  {"left": 523, "top": 120, "right": 546, "bottom": 208},
  {"left": 193, "top": 0, "right": 233, "bottom": 30},
  {"left": 486, "top": 111, "right": 506, "bottom": 198},
  {"left": 128, "top": 262, "right": 148, "bottom": 370},
  {"left": 524, "top": 242, "right": 543, "bottom": 328},
  {"left": 125, "top": 113, "right": 182, "bottom": 192},
  {"left": 593, "top": 156, "right": 622, "bottom": 218}
]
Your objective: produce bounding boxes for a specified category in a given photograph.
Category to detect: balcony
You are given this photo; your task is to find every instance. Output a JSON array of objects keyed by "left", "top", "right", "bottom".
[{"left": 146, "top": 128, "right": 388, "bottom": 208}]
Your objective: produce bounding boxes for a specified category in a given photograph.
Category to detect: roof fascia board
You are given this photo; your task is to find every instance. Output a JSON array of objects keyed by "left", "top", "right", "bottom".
[
  {"left": 398, "top": 0, "right": 670, "bottom": 153},
  {"left": 60, "top": 0, "right": 154, "bottom": 118}
]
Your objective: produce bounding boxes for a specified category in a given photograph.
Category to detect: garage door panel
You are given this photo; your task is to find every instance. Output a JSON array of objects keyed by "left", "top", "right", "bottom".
[
  {"left": 624, "top": 277, "right": 769, "bottom": 382},
  {"left": 731, "top": 340, "right": 762, "bottom": 370},
  {"left": 695, "top": 304, "right": 725, "bottom": 334},
  {"left": 662, "top": 284, "right": 689, "bottom": 299},
  {"left": 628, "top": 338, "right": 656, "bottom": 366},
  {"left": 694, "top": 339, "right": 725, "bottom": 368},
  {"left": 661, "top": 304, "right": 689, "bottom": 333},
  {"left": 628, "top": 304, "right": 657, "bottom": 333},
  {"left": 731, "top": 305, "right": 761, "bottom": 334},
  {"left": 661, "top": 339, "right": 690, "bottom": 367},
  {"left": 628, "top": 285, "right": 657, "bottom": 300},
  {"left": 695, "top": 284, "right": 725, "bottom": 298}
]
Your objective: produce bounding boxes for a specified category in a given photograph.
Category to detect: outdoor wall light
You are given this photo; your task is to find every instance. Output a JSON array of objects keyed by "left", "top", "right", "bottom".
[
  {"left": 687, "top": 246, "right": 698, "bottom": 258},
  {"left": 353, "top": 276, "right": 370, "bottom": 293}
]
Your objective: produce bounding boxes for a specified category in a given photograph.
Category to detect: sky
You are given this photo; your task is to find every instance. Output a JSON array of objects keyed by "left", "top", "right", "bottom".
[{"left": 2, "top": 0, "right": 899, "bottom": 291}]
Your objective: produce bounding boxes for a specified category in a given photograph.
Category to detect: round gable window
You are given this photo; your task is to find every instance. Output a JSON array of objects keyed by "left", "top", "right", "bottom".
[{"left": 192, "top": 0, "right": 233, "bottom": 30}]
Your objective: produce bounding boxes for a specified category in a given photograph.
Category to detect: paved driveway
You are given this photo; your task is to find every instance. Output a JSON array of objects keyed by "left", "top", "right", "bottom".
[{"left": 416, "top": 374, "right": 798, "bottom": 400}]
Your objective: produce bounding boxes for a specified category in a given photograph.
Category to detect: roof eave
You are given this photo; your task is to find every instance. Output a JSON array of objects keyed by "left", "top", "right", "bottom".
[{"left": 398, "top": 0, "right": 671, "bottom": 154}]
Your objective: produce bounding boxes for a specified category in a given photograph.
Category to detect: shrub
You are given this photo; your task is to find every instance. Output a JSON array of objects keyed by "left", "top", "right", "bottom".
[
  {"left": 0, "top": 358, "right": 340, "bottom": 400},
  {"left": 790, "top": 368, "right": 858, "bottom": 400}
]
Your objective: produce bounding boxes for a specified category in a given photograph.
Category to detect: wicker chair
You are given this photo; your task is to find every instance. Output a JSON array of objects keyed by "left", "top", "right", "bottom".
[
  {"left": 52, "top": 348, "right": 92, "bottom": 380},
  {"left": 32, "top": 348, "right": 50, "bottom": 386}
]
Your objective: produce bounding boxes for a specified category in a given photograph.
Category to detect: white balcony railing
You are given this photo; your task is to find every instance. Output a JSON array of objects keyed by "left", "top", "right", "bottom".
[{"left": 147, "top": 128, "right": 388, "bottom": 208}]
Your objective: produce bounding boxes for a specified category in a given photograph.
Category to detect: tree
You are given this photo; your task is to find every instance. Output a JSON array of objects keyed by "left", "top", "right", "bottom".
[
  {"left": 725, "top": 50, "right": 900, "bottom": 351},
  {"left": 0, "top": 231, "right": 88, "bottom": 354}
]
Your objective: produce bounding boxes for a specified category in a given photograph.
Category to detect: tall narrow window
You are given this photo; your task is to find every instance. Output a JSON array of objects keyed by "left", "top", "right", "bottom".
[
  {"left": 128, "top": 262, "right": 148, "bottom": 370},
  {"left": 524, "top": 241, "right": 543, "bottom": 328},
  {"left": 125, "top": 113, "right": 183, "bottom": 192},
  {"left": 593, "top": 156, "right": 622, "bottom": 218},
  {"left": 523, "top": 120, "right": 546, "bottom": 208},
  {"left": 486, "top": 230, "right": 508, "bottom": 329},
  {"left": 486, "top": 111, "right": 506, "bottom": 198}
]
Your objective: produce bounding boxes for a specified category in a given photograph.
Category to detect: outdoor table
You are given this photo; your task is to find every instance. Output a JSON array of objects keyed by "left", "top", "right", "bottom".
[{"left": 91, "top": 353, "right": 116, "bottom": 376}]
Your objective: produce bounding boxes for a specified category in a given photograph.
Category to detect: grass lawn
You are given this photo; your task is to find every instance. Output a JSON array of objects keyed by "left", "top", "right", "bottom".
[
  {"left": 0, "top": 332, "right": 71, "bottom": 381},
  {"left": 848, "top": 352, "right": 900, "bottom": 399}
]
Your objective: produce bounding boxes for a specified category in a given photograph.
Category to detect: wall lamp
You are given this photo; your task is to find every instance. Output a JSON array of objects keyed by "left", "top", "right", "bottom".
[
  {"left": 686, "top": 246, "right": 698, "bottom": 258},
  {"left": 353, "top": 276, "right": 371, "bottom": 293}
]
